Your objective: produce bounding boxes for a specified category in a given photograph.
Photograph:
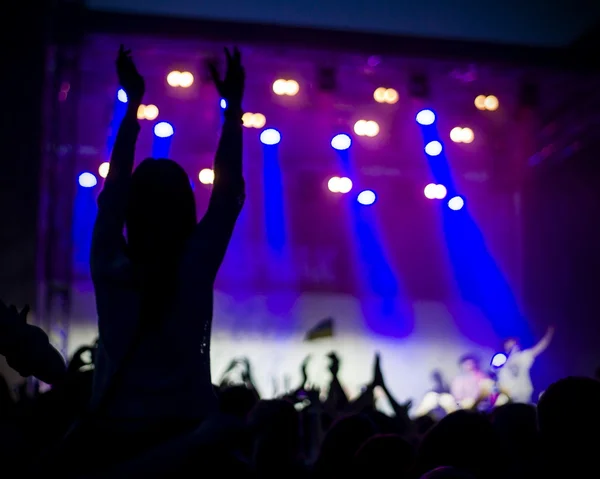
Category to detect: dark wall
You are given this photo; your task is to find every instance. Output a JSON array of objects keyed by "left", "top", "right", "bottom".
[
  {"left": 523, "top": 147, "right": 600, "bottom": 388},
  {"left": 0, "top": 3, "right": 48, "bottom": 307}
]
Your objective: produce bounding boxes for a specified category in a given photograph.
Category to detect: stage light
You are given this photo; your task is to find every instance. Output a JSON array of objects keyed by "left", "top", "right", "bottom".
[
  {"left": 424, "top": 183, "right": 447, "bottom": 200},
  {"left": 273, "top": 79, "right": 287, "bottom": 95},
  {"left": 354, "top": 120, "right": 366, "bottom": 135},
  {"left": 144, "top": 104, "right": 159, "bottom": 120},
  {"left": 260, "top": 128, "right": 281, "bottom": 145},
  {"left": 460, "top": 127, "right": 474, "bottom": 143},
  {"left": 373, "top": 87, "right": 386, "bottom": 103},
  {"left": 491, "top": 353, "right": 507, "bottom": 368},
  {"left": 98, "top": 162, "right": 110, "bottom": 179},
  {"left": 425, "top": 140, "right": 443, "bottom": 156},
  {"left": 135, "top": 104, "right": 159, "bottom": 121},
  {"left": 154, "top": 122, "right": 174, "bottom": 138},
  {"left": 354, "top": 120, "right": 379, "bottom": 137},
  {"left": 364, "top": 121, "right": 379, "bottom": 137},
  {"left": 331, "top": 134, "right": 352, "bottom": 151},
  {"left": 450, "top": 127, "right": 475, "bottom": 144},
  {"left": 337, "top": 177, "right": 353, "bottom": 193},
  {"left": 328, "top": 176, "right": 341, "bottom": 193},
  {"left": 199, "top": 168, "right": 214, "bottom": 185},
  {"left": 166, "top": 70, "right": 194, "bottom": 88},
  {"left": 117, "top": 89, "right": 127, "bottom": 103},
  {"left": 434, "top": 184, "right": 447, "bottom": 199},
  {"left": 474, "top": 95, "right": 486, "bottom": 110},
  {"left": 484, "top": 95, "right": 499, "bottom": 111},
  {"left": 273, "top": 79, "right": 299, "bottom": 96},
  {"left": 286, "top": 80, "right": 299, "bottom": 96},
  {"left": 78, "top": 172, "right": 97, "bottom": 188},
  {"left": 450, "top": 127, "right": 463, "bottom": 143},
  {"left": 252, "top": 113, "right": 266, "bottom": 128},
  {"left": 357, "top": 190, "right": 376, "bottom": 205},
  {"left": 242, "top": 112, "right": 266, "bottom": 129},
  {"left": 178, "top": 72, "right": 194, "bottom": 88},
  {"left": 416, "top": 109, "right": 435, "bottom": 126},
  {"left": 167, "top": 71, "right": 181, "bottom": 87},
  {"left": 383, "top": 88, "right": 399, "bottom": 104},
  {"left": 220, "top": 99, "right": 227, "bottom": 109},
  {"left": 448, "top": 196, "right": 465, "bottom": 211},
  {"left": 424, "top": 183, "right": 437, "bottom": 199},
  {"left": 373, "top": 87, "right": 399, "bottom": 104},
  {"left": 242, "top": 113, "right": 253, "bottom": 127}
]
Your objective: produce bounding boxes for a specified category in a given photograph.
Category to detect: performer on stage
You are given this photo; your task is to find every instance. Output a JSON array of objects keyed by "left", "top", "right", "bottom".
[
  {"left": 414, "top": 354, "right": 496, "bottom": 417},
  {"left": 450, "top": 354, "right": 491, "bottom": 410},
  {"left": 498, "top": 326, "right": 554, "bottom": 404}
]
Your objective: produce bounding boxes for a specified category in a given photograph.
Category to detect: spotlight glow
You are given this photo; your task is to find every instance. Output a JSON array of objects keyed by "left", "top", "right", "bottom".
[
  {"left": 450, "top": 127, "right": 464, "bottom": 143},
  {"left": 491, "top": 353, "right": 507, "bottom": 368},
  {"left": 357, "top": 190, "right": 376, "bottom": 205},
  {"left": 220, "top": 98, "right": 227, "bottom": 109},
  {"left": 484, "top": 95, "right": 499, "bottom": 111},
  {"left": 374, "top": 87, "right": 398, "bottom": 104},
  {"left": 199, "top": 168, "right": 214, "bottom": 185},
  {"left": 260, "top": 128, "right": 281, "bottom": 145},
  {"left": 242, "top": 112, "right": 266, "bottom": 129},
  {"left": 434, "top": 184, "right": 447, "bottom": 199},
  {"left": 373, "top": 87, "right": 386, "bottom": 103},
  {"left": 78, "top": 172, "right": 97, "bottom": 188},
  {"left": 383, "top": 88, "right": 399, "bottom": 104},
  {"left": 273, "top": 79, "right": 287, "bottom": 95},
  {"left": 331, "top": 134, "right": 352, "bottom": 151},
  {"left": 450, "top": 127, "right": 475, "bottom": 144},
  {"left": 460, "top": 127, "right": 474, "bottom": 143},
  {"left": 178, "top": 71, "right": 194, "bottom": 88},
  {"left": 425, "top": 140, "right": 443, "bottom": 156},
  {"left": 98, "top": 162, "right": 110, "bottom": 179},
  {"left": 424, "top": 183, "right": 438, "bottom": 199},
  {"left": 448, "top": 196, "right": 465, "bottom": 211},
  {"left": 416, "top": 109, "right": 435, "bottom": 125},
  {"left": 154, "top": 122, "right": 174, "bottom": 138},
  {"left": 117, "top": 89, "right": 128, "bottom": 103},
  {"left": 143, "top": 104, "right": 159, "bottom": 121},
  {"left": 167, "top": 71, "right": 181, "bottom": 87},
  {"left": 354, "top": 120, "right": 379, "bottom": 137},
  {"left": 252, "top": 113, "right": 266, "bottom": 129},
  {"left": 328, "top": 176, "right": 341, "bottom": 193},
  {"left": 273, "top": 79, "right": 299, "bottom": 96},
  {"left": 337, "top": 177, "right": 353, "bottom": 194},
  {"left": 475, "top": 95, "right": 487, "bottom": 110},
  {"left": 424, "top": 183, "right": 447, "bottom": 200},
  {"left": 286, "top": 80, "right": 300, "bottom": 96}
]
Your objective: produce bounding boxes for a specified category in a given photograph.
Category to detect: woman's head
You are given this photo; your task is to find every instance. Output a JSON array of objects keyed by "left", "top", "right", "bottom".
[
  {"left": 126, "top": 158, "right": 196, "bottom": 264},
  {"left": 125, "top": 159, "right": 196, "bottom": 323}
]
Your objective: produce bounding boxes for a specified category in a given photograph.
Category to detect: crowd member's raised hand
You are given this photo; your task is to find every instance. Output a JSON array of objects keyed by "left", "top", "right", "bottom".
[
  {"left": 209, "top": 47, "right": 245, "bottom": 114},
  {"left": 0, "top": 300, "right": 66, "bottom": 385},
  {"left": 117, "top": 44, "right": 145, "bottom": 104}
]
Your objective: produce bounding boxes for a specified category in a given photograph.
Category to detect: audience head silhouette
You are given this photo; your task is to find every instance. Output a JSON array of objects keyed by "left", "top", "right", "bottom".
[{"left": 127, "top": 157, "right": 196, "bottom": 264}]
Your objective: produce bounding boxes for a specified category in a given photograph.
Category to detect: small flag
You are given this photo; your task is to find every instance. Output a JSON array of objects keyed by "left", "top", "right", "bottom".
[{"left": 305, "top": 317, "right": 334, "bottom": 341}]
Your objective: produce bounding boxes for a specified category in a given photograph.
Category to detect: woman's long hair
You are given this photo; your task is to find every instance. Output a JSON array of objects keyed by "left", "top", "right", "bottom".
[{"left": 125, "top": 158, "right": 196, "bottom": 326}]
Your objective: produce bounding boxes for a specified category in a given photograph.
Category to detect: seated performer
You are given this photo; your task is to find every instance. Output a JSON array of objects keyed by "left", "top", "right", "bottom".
[
  {"left": 414, "top": 354, "right": 507, "bottom": 417},
  {"left": 450, "top": 354, "right": 491, "bottom": 410}
]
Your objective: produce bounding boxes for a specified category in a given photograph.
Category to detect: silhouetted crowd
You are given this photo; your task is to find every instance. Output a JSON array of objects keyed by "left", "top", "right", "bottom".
[{"left": 0, "top": 45, "right": 599, "bottom": 478}]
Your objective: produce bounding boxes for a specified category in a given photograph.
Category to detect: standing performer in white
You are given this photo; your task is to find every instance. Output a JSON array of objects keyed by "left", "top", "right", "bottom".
[{"left": 498, "top": 326, "right": 554, "bottom": 403}]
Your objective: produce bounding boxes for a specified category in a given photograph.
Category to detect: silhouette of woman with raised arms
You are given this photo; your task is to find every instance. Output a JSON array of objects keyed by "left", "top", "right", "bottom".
[{"left": 89, "top": 45, "right": 244, "bottom": 457}]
